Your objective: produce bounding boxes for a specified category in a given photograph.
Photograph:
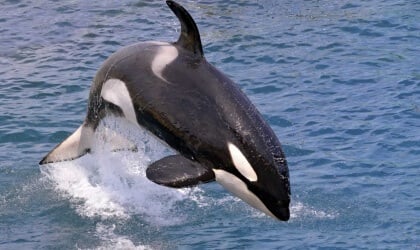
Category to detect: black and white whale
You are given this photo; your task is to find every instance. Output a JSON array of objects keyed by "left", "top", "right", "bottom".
[{"left": 39, "top": 0, "right": 291, "bottom": 221}]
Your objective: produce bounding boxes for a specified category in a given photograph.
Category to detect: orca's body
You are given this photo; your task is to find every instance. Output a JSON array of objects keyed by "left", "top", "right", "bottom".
[{"left": 40, "top": 0, "right": 291, "bottom": 221}]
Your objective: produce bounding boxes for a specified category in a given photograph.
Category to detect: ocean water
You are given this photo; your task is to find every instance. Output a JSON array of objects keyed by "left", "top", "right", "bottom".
[{"left": 0, "top": 0, "right": 419, "bottom": 249}]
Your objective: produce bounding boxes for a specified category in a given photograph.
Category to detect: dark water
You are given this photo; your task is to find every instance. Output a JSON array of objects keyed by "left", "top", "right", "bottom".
[{"left": 1, "top": 0, "right": 419, "bottom": 249}]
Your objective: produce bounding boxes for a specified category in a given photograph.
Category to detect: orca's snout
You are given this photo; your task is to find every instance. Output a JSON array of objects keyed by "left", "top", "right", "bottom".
[
  {"left": 265, "top": 188, "right": 290, "bottom": 221},
  {"left": 272, "top": 204, "right": 290, "bottom": 221}
]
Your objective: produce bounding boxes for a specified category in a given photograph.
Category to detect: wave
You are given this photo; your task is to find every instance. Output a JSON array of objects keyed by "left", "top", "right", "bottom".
[{"left": 39, "top": 116, "right": 338, "bottom": 249}]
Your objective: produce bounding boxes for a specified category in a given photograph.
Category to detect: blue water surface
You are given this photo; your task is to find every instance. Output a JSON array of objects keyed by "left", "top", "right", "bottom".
[{"left": 1, "top": 0, "right": 419, "bottom": 249}]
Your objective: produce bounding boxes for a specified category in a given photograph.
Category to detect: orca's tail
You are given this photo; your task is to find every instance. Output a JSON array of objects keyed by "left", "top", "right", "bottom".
[
  {"left": 39, "top": 122, "right": 137, "bottom": 165},
  {"left": 39, "top": 123, "right": 94, "bottom": 165}
]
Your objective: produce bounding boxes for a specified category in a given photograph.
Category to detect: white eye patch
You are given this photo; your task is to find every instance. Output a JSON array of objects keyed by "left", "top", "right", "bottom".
[{"left": 227, "top": 142, "right": 258, "bottom": 182}]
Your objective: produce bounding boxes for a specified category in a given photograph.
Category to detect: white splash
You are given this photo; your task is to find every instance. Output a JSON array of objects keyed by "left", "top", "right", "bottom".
[
  {"left": 236, "top": 198, "right": 338, "bottom": 220},
  {"left": 40, "top": 116, "right": 189, "bottom": 226},
  {"left": 93, "top": 224, "right": 152, "bottom": 250},
  {"left": 289, "top": 201, "right": 338, "bottom": 219}
]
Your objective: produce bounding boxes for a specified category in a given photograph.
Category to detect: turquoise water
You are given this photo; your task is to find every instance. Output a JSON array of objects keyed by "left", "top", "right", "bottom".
[{"left": 1, "top": 0, "right": 419, "bottom": 249}]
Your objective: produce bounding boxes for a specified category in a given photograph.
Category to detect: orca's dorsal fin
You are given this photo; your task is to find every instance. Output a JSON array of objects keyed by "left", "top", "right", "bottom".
[{"left": 166, "top": 0, "right": 204, "bottom": 57}]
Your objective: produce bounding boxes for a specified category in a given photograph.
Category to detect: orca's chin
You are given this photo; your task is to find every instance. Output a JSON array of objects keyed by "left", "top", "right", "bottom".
[{"left": 272, "top": 206, "right": 290, "bottom": 221}]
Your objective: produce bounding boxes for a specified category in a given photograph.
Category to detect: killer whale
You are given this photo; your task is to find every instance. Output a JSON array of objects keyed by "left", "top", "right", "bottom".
[{"left": 40, "top": 0, "right": 291, "bottom": 221}]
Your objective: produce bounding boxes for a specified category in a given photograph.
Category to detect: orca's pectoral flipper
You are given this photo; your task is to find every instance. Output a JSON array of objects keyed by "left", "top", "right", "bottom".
[
  {"left": 166, "top": 0, "right": 203, "bottom": 57},
  {"left": 146, "top": 155, "right": 215, "bottom": 188}
]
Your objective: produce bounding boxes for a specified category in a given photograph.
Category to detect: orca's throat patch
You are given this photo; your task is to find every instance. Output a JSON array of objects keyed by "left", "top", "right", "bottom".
[{"left": 213, "top": 169, "right": 275, "bottom": 219}]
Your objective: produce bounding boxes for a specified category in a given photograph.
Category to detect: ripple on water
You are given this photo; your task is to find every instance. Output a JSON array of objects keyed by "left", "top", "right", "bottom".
[{"left": 1, "top": 0, "right": 419, "bottom": 249}]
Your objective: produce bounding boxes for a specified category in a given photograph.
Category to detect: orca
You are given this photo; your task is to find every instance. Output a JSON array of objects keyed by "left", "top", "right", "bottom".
[{"left": 39, "top": 0, "right": 291, "bottom": 221}]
